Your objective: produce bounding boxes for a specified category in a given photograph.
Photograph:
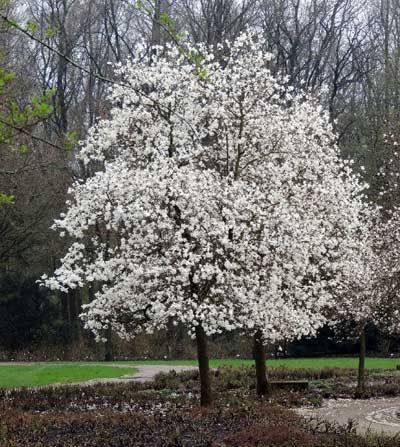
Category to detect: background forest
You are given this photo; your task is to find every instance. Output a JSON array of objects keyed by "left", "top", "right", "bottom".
[{"left": 1, "top": 0, "right": 399, "bottom": 361}]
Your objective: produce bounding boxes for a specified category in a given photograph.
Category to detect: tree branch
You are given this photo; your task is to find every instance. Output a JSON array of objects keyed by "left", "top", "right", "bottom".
[
  {"left": 0, "top": 13, "right": 201, "bottom": 140},
  {"left": 0, "top": 13, "right": 119, "bottom": 88},
  {"left": 0, "top": 117, "right": 65, "bottom": 151}
]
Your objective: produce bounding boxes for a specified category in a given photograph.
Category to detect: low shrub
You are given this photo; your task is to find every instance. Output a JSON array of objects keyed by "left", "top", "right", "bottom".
[
  {"left": 151, "top": 365, "right": 361, "bottom": 395},
  {"left": 0, "top": 403, "right": 306, "bottom": 446},
  {"left": 2, "top": 369, "right": 400, "bottom": 446},
  {"left": 222, "top": 424, "right": 319, "bottom": 447}
]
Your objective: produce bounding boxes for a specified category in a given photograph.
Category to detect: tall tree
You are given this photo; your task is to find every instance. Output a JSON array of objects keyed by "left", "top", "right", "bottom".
[{"left": 43, "top": 34, "right": 369, "bottom": 404}]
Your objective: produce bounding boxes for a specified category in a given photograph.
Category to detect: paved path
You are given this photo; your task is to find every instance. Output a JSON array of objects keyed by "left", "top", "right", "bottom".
[
  {"left": 298, "top": 397, "right": 400, "bottom": 435},
  {"left": 83, "top": 364, "right": 198, "bottom": 385}
]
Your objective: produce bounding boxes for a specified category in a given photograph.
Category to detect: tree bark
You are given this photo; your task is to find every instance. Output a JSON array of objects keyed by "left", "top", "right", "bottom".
[
  {"left": 253, "top": 329, "right": 269, "bottom": 396},
  {"left": 356, "top": 325, "right": 366, "bottom": 398},
  {"left": 195, "top": 324, "right": 212, "bottom": 406},
  {"left": 104, "top": 324, "right": 114, "bottom": 362},
  {"left": 150, "top": 0, "right": 162, "bottom": 63}
]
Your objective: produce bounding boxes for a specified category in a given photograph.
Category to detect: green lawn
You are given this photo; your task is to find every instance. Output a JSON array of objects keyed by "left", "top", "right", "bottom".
[
  {"left": 1, "top": 357, "right": 398, "bottom": 389},
  {"left": 0, "top": 364, "right": 137, "bottom": 389},
  {"left": 111, "top": 356, "right": 400, "bottom": 369}
]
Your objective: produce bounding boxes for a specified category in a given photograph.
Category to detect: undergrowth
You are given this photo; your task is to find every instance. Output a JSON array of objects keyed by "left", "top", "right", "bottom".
[{"left": 2, "top": 366, "right": 400, "bottom": 446}]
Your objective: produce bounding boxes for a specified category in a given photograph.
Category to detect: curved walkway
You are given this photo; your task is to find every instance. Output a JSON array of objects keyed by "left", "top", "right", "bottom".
[
  {"left": 83, "top": 364, "right": 197, "bottom": 385},
  {"left": 298, "top": 397, "right": 400, "bottom": 435}
]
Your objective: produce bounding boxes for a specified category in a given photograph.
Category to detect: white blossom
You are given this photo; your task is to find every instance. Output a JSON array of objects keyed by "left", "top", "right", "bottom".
[{"left": 42, "top": 34, "right": 370, "bottom": 345}]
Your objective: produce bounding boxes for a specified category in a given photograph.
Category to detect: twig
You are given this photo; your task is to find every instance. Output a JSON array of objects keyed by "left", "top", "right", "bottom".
[
  {"left": 0, "top": 13, "right": 201, "bottom": 139},
  {"left": 1, "top": 14, "right": 119, "bottom": 88},
  {"left": 0, "top": 117, "right": 65, "bottom": 151}
]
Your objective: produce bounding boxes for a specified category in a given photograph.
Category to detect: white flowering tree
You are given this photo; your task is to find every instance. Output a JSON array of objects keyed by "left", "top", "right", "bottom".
[
  {"left": 331, "top": 218, "right": 380, "bottom": 397},
  {"left": 340, "top": 127, "right": 400, "bottom": 396},
  {"left": 373, "top": 129, "right": 400, "bottom": 336},
  {"left": 43, "top": 34, "right": 370, "bottom": 405},
  {"left": 344, "top": 207, "right": 400, "bottom": 397},
  {"left": 371, "top": 209, "right": 400, "bottom": 344},
  {"left": 196, "top": 37, "right": 371, "bottom": 395}
]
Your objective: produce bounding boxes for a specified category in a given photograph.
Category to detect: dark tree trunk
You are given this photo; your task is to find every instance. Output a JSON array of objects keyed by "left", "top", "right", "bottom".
[
  {"left": 195, "top": 324, "right": 212, "bottom": 406},
  {"left": 56, "top": 2, "right": 69, "bottom": 136},
  {"left": 104, "top": 325, "right": 114, "bottom": 362},
  {"left": 356, "top": 325, "right": 366, "bottom": 398},
  {"left": 60, "top": 291, "right": 70, "bottom": 323},
  {"left": 253, "top": 329, "right": 269, "bottom": 396},
  {"left": 150, "top": 0, "right": 161, "bottom": 62},
  {"left": 69, "top": 289, "right": 82, "bottom": 341}
]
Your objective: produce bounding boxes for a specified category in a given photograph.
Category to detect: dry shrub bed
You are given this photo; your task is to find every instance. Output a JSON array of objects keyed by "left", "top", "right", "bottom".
[
  {"left": 152, "top": 366, "right": 400, "bottom": 401},
  {"left": 2, "top": 367, "right": 400, "bottom": 446},
  {"left": 151, "top": 366, "right": 358, "bottom": 392},
  {"left": 0, "top": 404, "right": 319, "bottom": 446}
]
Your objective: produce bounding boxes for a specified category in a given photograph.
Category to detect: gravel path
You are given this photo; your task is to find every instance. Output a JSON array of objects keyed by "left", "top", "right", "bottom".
[
  {"left": 298, "top": 397, "right": 400, "bottom": 435},
  {"left": 83, "top": 364, "right": 198, "bottom": 385}
]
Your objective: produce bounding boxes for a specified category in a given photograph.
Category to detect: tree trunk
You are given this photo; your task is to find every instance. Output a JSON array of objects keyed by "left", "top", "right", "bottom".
[
  {"left": 104, "top": 325, "right": 114, "bottom": 361},
  {"left": 56, "top": 1, "right": 69, "bottom": 135},
  {"left": 195, "top": 324, "right": 212, "bottom": 406},
  {"left": 69, "top": 288, "right": 82, "bottom": 340},
  {"left": 253, "top": 329, "right": 269, "bottom": 396},
  {"left": 150, "top": 0, "right": 161, "bottom": 63},
  {"left": 356, "top": 325, "right": 366, "bottom": 398}
]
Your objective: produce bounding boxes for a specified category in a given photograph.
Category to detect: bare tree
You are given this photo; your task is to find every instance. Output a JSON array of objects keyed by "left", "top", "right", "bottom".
[{"left": 176, "top": 0, "right": 260, "bottom": 48}]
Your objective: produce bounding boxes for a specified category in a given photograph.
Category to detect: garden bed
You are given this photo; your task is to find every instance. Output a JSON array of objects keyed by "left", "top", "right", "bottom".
[{"left": 2, "top": 366, "right": 400, "bottom": 445}]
